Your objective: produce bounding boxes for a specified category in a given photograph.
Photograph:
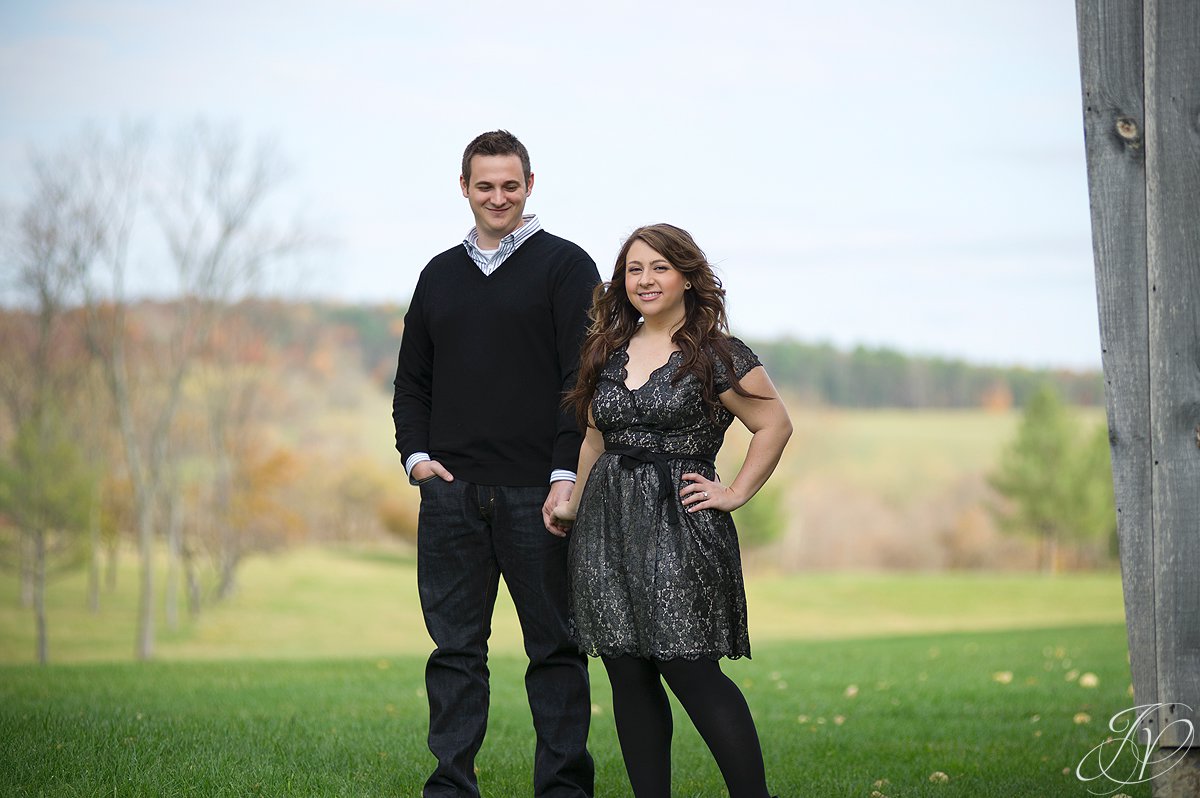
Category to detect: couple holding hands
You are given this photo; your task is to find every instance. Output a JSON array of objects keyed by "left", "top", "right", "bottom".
[{"left": 392, "top": 130, "right": 792, "bottom": 798}]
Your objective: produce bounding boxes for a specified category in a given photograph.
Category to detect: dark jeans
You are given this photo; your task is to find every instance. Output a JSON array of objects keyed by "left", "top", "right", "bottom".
[{"left": 416, "top": 477, "right": 594, "bottom": 798}]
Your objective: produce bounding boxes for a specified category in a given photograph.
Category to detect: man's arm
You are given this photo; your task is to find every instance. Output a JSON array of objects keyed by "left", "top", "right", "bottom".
[
  {"left": 392, "top": 279, "right": 439, "bottom": 483},
  {"left": 550, "top": 254, "right": 602, "bottom": 475},
  {"left": 539, "top": 252, "right": 599, "bottom": 531},
  {"left": 547, "top": 423, "right": 604, "bottom": 537}
]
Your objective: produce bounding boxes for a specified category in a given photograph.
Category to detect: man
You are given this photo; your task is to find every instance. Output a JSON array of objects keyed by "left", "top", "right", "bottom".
[{"left": 392, "top": 130, "right": 598, "bottom": 798}]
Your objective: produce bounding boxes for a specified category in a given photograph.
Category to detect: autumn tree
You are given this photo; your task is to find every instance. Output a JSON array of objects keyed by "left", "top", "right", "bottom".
[{"left": 191, "top": 311, "right": 303, "bottom": 603}]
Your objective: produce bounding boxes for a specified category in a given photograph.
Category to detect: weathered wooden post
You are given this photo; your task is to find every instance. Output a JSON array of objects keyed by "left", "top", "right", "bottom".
[{"left": 1076, "top": 1, "right": 1200, "bottom": 794}]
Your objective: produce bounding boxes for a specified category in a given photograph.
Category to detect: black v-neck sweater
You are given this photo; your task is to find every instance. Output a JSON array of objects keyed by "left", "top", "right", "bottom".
[{"left": 392, "top": 230, "right": 600, "bottom": 486}]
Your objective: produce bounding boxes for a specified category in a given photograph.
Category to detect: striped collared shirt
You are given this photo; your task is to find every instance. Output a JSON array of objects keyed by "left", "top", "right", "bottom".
[
  {"left": 406, "top": 212, "right": 574, "bottom": 484},
  {"left": 463, "top": 214, "right": 542, "bottom": 276}
]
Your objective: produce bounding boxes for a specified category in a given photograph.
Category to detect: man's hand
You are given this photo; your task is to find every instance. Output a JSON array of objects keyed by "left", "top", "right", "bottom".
[
  {"left": 543, "top": 480, "right": 574, "bottom": 537},
  {"left": 412, "top": 459, "right": 454, "bottom": 483}
]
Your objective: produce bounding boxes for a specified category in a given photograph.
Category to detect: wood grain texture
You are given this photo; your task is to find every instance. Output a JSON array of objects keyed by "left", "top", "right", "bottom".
[
  {"left": 1145, "top": 0, "right": 1200, "bottom": 750},
  {"left": 1075, "top": 0, "right": 1157, "bottom": 734}
]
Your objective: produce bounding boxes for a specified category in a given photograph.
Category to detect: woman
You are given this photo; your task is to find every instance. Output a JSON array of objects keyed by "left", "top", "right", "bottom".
[{"left": 551, "top": 224, "right": 792, "bottom": 798}]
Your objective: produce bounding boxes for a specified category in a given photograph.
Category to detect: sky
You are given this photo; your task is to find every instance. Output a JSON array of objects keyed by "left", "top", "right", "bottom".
[{"left": 0, "top": 0, "right": 1102, "bottom": 369}]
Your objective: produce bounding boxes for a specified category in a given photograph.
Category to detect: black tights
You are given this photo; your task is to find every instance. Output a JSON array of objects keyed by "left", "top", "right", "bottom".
[{"left": 601, "top": 655, "right": 770, "bottom": 798}]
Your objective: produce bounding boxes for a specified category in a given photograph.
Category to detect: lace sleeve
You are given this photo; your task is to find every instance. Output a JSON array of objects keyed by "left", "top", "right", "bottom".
[{"left": 712, "top": 336, "right": 762, "bottom": 393}]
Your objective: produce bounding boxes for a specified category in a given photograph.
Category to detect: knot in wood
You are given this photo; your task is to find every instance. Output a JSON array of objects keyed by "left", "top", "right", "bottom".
[{"left": 1115, "top": 116, "right": 1142, "bottom": 146}]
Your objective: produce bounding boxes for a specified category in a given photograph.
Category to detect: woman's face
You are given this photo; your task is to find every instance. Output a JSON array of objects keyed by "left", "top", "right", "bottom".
[{"left": 624, "top": 239, "right": 687, "bottom": 323}]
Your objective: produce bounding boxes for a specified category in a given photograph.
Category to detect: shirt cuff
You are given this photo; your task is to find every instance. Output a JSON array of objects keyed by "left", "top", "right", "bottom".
[
  {"left": 405, "top": 452, "right": 431, "bottom": 484},
  {"left": 550, "top": 470, "right": 577, "bottom": 484}
]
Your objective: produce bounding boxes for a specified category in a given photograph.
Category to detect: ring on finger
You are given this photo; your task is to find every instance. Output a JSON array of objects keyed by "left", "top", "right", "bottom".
[{"left": 703, "top": 491, "right": 709, "bottom": 499}]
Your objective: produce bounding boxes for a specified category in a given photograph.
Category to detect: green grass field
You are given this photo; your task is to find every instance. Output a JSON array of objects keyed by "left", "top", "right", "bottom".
[
  {"left": 0, "top": 625, "right": 1145, "bottom": 797},
  {"left": 0, "top": 547, "right": 1147, "bottom": 796}
]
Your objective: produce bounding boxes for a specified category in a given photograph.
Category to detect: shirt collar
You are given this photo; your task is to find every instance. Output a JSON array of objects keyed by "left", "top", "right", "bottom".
[{"left": 463, "top": 214, "right": 541, "bottom": 254}]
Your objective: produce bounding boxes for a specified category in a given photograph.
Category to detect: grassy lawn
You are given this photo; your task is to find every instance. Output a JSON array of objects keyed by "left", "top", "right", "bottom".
[
  {"left": 0, "top": 546, "right": 1146, "bottom": 795},
  {"left": 0, "top": 624, "right": 1144, "bottom": 797}
]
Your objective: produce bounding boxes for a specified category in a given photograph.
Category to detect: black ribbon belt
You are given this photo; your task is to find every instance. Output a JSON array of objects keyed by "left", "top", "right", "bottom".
[{"left": 604, "top": 444, "right": 716, "bottom": 525}]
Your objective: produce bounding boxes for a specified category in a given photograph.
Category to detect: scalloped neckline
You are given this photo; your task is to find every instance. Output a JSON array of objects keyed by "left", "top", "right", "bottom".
[{"left": 619, "top": 346, "right": 682, "bottom": 392}]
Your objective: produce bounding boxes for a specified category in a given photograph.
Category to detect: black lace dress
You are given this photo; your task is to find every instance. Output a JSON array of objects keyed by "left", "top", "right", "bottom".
[{"left": 568, "top": 336, "right": 762, "bottom": 660}]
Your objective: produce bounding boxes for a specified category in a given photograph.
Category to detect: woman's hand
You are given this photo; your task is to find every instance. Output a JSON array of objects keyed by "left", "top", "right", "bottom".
[
  {"left": 548, "top": 501, "right": 577, "bottom": 537},
  {"left": 680, "top": 472, "right": 743, "bottom": 513}
]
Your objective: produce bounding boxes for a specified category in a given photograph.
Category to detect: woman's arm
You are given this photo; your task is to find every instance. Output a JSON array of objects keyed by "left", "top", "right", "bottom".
[
  {"left": 548, "top": 419, "right": 606, "bottom": 536},
  {"left": 680, "top": 366, "right": 792, "bottom": 513}
]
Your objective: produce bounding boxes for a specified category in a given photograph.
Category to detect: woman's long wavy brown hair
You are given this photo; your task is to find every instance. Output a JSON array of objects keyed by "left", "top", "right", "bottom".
[{"left": 565, "top": 223, "right": 769, "bottom": 430}]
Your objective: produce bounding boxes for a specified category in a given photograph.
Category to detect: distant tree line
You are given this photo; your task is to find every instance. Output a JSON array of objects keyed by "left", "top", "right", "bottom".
[
  {"left": 304, "top": 304, "right": 1105, "bottom": 410},
  {"left": 748, "top": 340, "right": 1104, "bottom": 409}
]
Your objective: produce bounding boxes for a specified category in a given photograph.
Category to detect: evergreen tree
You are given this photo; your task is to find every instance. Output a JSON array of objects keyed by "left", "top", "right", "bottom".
[
  {"left": 0, "top": 408, "right": 94, "bottom": 663},
  {"left": 989, "top": 385, "right": 1113, "bottom": 572},
  {"left": 1070, "top": 422, "right": 1118, "bottom": 561}
]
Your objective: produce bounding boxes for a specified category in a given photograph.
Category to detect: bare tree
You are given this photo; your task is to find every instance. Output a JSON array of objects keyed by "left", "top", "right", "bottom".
[
  {"left": 153, "top": 125, "right": 304, "bottom": 613},
  {"left": 33, "top": 122, "right": 304, "bottom": 660},
  {"left": 0, "top": 155, "right": 102, "bottom": 663}
]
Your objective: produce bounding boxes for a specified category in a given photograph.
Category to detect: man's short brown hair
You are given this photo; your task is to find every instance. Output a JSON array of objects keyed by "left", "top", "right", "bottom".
[{"left": 461, "top": 130, "right": 531, "bottom": 184}]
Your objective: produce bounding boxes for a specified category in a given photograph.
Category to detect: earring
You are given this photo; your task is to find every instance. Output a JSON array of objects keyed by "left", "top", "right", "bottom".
[{"left": 684, "top": 282, "right": 692, "bottom": 289}]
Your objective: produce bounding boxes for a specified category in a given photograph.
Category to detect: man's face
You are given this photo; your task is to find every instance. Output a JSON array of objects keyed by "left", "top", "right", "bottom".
[{"left": 460, "top": 154, "right": 534, "bottom": 247}]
